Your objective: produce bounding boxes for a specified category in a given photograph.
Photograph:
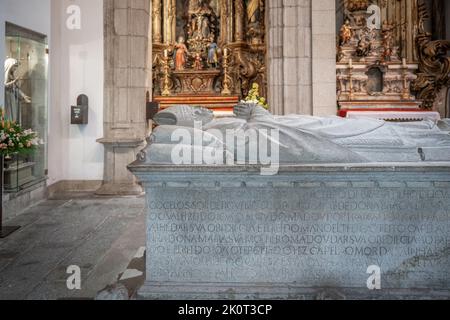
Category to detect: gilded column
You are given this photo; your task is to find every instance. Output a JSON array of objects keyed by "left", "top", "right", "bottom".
[
  {"left": 164, "top": 0, "right": 176, "bottom": 43},
  {"left": 383, "top": 0, "right": 418, "bottom": 62},
  {"left": 234, "top": 0, "right": 244, "bottom": 42},
  {"left": 169, "top": 0, "right": 176, "bottom": 43},
  {"left": 406, "top": 0, "right": 419, "bottom": 62},
  {"left": 153, "top": 0, "right": 162, "bottom": 43},
  {"left": 219, "top": 0, "right": 228, "bottom": 45},
  {"left": 227, "top": 0, "right": 234, "bottom": 43}
]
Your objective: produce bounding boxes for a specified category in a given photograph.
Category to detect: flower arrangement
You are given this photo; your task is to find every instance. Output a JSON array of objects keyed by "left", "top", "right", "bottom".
[
  {"left": 0, "top": 108, "right": 40, "bottom": 158},
  {"left": 244, "top": 83, "right": 269, "bottom": 110}
]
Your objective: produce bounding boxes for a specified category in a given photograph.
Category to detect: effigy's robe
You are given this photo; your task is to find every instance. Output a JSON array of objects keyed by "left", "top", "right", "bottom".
[{"left": 148, "top": 104, "right": 450, "bottom": 164}]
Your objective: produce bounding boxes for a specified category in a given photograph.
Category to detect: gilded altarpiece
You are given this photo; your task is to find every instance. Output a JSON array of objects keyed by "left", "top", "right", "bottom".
[
  {"left": 336, "top": 0, "right": 423, "bottom": 114},
  {"left": 152, "top": 0, "right": 267, "bottom": 110}
]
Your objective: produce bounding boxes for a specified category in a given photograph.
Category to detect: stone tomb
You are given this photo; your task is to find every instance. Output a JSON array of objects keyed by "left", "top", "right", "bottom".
[{"left": 127, "top": 163, "right": 450, "bottom": 300}]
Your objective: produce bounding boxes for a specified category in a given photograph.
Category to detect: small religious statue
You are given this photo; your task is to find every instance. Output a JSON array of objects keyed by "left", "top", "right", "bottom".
[
  {"left": 381, "top": 20, "right": 394, "bottom": 61},
  {"left": 207, "top": 42, "right": 218, "bottom": 68},
  {"left": 356, "top": 38, "right": 370, "bottom": 57},
  {"left": 339, "top": 19, "right": 353, "bottom": 46},
  {"left": 193, "top": 53, "right": 203, "bottom": 70},
  {"left": 245, "top": 83, "right": 269, "bottom": 109},
  {"left": 174, "top": 37, "right": 189, "bottom": 71},
  {"left": 4, "top": 58, "right": 31, "bottom": 122},
  {"left": 356, "top": 30, "right": 371, "bottom": 58}
]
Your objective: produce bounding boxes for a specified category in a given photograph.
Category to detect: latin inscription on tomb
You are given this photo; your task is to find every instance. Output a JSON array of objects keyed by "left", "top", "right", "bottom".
[{"left": 145, "top": 186, "right": 450, "bottom": 289}]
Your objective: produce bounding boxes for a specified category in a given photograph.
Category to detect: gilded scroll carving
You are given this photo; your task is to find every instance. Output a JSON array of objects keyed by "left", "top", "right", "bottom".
[{"left": 412, "top": 2, "right": 450, "bottom": 109}]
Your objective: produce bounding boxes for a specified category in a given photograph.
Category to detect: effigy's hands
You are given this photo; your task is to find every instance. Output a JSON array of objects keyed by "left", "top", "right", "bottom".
[
  {"left": 234, "top": 102, "right": 272, "bottom": 121},
  {"left": 234, "top": 102, "right": 257, "bottom": 121}
]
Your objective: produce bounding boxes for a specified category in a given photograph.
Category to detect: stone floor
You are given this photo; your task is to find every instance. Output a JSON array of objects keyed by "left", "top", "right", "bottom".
[{"left": 0, "top": 196, "right": 146, "bottom": 300}]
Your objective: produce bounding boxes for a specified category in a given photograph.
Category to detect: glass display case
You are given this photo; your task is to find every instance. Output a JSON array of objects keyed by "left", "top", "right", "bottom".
[{"left": 3, "top": 23, "right": 48, "bottom": 192}]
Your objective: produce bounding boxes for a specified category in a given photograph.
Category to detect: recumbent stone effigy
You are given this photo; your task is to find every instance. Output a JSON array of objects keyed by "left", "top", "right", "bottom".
[{"left": 129, "top": 103, "right": 450, "bottom": 300}]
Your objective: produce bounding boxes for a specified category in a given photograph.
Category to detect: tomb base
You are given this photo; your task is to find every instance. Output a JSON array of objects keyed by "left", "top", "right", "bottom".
[{"left": 129, "top": 164, "right": 450, "bottom": 300}]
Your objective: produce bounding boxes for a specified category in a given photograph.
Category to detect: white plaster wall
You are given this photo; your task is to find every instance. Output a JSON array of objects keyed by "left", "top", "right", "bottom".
[{"left": 48, "top": 0, "right": 104, "bottom": 185}]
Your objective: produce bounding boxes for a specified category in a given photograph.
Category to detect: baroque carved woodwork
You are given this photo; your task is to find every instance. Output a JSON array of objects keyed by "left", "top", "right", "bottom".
[
  {"left": 338, "top": 0, "right": 450, "bottom": 114},
  {"left": 412, "top": 1, "right": 450, "bottom": 109},
  {"left": 152, "top": 0, "right": 267, "bottom": 104},
  {"left": 339, "top": 0, "right": 420, "bottom": 62},
  {"left": 337, "top": 0, "right": 421, "bottom": 110}
]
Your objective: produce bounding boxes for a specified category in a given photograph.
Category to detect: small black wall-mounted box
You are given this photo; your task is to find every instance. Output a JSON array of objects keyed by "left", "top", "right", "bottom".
[
  {"left": 146, "top": 101, "right": 160, "bottom": 121},
  {"left": 71, "top": 94, "right": 89, "bottom": 125}
]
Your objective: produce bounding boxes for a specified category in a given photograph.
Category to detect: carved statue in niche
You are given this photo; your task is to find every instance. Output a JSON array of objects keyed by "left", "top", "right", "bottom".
[{"left": 186, "top": 0, "right": 218, "bottom": 54}]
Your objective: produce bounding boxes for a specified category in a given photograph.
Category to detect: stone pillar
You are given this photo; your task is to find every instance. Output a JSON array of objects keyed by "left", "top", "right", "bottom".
[
  {"left": 267, "top": 0, "right": 313, "bottom": 115},
  {"left": 267, "top": 0, "right": 336, "bottom": 116},
  {"left": 97, "top": 0, "right": 152, "bottom": 196},
  {"left": 152, "top": 0, "right": 162, "bottom": 43},
  {"left": 311, "top": 0, "right": 336, "bottom": 116},
  {"left": 234, "top": 0, "right": 244, "bottom": 42},
  {"left": 267, "top": 0, "right": 284, "bottom": 115}
]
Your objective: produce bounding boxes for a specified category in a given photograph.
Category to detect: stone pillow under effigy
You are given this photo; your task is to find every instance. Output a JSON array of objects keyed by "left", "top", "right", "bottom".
[
  {"left": 150, "top": 125, "right": 227, "bottom": 150},
  {"left": 153, "top": 105, "right": 214, "bottom": 127}
]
